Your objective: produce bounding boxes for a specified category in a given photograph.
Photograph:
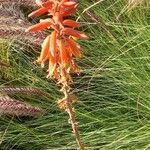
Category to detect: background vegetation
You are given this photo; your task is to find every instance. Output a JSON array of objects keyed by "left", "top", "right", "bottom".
[{"left": 0, "top": 0, "right": 150, "bottom": 149}]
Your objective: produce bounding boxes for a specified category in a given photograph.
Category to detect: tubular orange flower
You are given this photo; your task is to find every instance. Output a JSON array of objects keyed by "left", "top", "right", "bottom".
[
  {"left": 61, "top": 28, "right": 88, "bottom": 39},
  {"left": 28, "top": 7, "right": 49, "bottom": 18},
  {"left": 25, "top": 21, "right": 53, "bottom": 32},
  {"left": 29, "top": 1, "right": 55, "bottom": 18},
  {"left": 59, "top": 39, "right": 71, "bottom": 68},
  {"left": 60, "top": 4, "right": 78, "bottom": 16},
  {"left": 63, "top": 19, "right": 80, "bottom": 28},
  {"left": 50, "top": 31, "right": 57, "bottom": 57},
  {"left": 67, "top": 38, "right": 81, "bottom": 58},
  {"left": 37, "top": 35, "right": 51, "bottom": 65}
]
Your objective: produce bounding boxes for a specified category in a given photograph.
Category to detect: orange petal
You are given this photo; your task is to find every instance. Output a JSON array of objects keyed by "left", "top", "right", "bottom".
[
  {"left": 59, "top": 39, "right": 71, "bottom": 68},
  {"left": 37, "top": 35, "right": 51, "bottom": 65},
  {"left": 29, "top": 1, "right": 54, "bottom": 18},
  {"left": 67, "top": 38, "right": 81, "bottom": 58},
  {"left": 61, "top": 28, "right": 88, "bottom": 39},
  {"left": 28, "top": 7, "right": 48, "bottom": 18},
  {"left": 25, "top": 21, "right": 52, "bottom": 32},
  {"left": 63, "top": 19, "right": 80, "bottom": 28},
  {"left": 50, "top": 31, "right": 57, "bottom": 57},
  {"left": 60, "top": 4, "right": 78, "bottom": 16}
]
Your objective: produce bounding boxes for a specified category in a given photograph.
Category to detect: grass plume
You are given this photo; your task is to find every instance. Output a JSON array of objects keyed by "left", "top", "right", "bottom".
[
  {"left": 0, "top": 1, "right": 45, "bottom": 47},
  {"left": 0, "top": 96, "right": 42, "bottom": 116},
  {"left": 0, "top": 87, "right": 48, "bottom": 97}
]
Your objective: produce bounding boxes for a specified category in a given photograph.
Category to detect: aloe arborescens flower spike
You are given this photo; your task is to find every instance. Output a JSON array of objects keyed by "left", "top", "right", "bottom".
[{"left": 26, "top": 0, "right": 88, "bottom": 149}]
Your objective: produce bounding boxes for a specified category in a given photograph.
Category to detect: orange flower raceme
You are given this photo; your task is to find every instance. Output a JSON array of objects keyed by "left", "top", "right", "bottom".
[
  {"left": 26, "top": 0, "right": 88, "bottom": 88},
  {"left": 26, "top": 1, "right": 87, "bottom": 149}
]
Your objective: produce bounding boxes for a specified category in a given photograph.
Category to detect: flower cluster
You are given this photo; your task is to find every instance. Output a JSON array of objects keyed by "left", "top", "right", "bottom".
[{"left": 26, "top": 0, "right": 88, "bottom": 90}]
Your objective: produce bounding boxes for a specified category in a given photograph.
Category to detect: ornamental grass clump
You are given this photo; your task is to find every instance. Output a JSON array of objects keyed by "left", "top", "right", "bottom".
[{"left": 26, "top": 0, "right": 88, "bottom": 149}]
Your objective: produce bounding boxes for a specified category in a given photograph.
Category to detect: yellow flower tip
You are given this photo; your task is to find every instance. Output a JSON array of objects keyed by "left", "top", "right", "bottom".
[
  {"left": 46, "top": 74, "right": 50, "bottom": 78},
  {"left": 41, "top": 63, "right": 45, "bottom": 68},
  {"left": 25, "top": 28, "right": 29, "bottom": 32},
  {"left": 63, "top": 19, "right": 80, "bottom": 28},
  {"left": 28, "top": 14, "right": 33, "bottom": 18},
  {"left": 71, "top": 36, "right": 78, "bottom": 40},
  {"left": 46, "top": 72, "right": 53, "bottom": 79},
  {"left": 28, "top": 7, "right": 49, "bottom": 18},
  {"left": 80, "top": 33, "right": 89, "bottom": 39}
]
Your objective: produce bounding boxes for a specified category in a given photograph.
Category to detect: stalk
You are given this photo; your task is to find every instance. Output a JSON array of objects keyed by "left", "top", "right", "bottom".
[{"left": 63, "top": 87, "right": 85, "bottom": 150}]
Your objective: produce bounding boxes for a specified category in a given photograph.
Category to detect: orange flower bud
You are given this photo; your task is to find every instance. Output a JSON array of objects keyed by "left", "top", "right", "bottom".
[
  {"left": 67, "top": 38, "right": 81, "bottom": 58},
  {"left": 37, "top": 35, "right": 51, "bottom": 65},
  {"left": 61, "top": 28, "right": 88, "bottom": 39},
  {"left": 25, "top": 21, "right": 53, "bottom": 32},
  {"left": 59, "top": 39, "right": 71, "bottom": 68},
  {"left": 60, "top": 4, "right": 78, "bottom": 16},
  {"left": 28, "top": 7, "right": 49, "bottom": 18},
  {"left": 63, "top": 19, "right": 80, "bottom": 28},
  {"left": 50, "top": 31, "right": 57, "bottom": 57}
]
